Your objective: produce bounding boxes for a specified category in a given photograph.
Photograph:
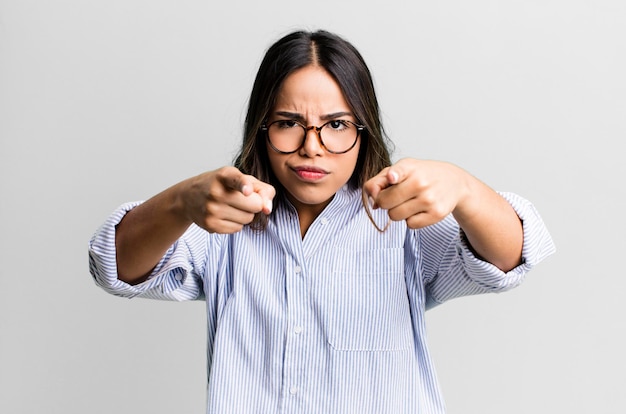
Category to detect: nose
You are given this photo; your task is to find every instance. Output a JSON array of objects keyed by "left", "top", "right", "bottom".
[{"left": 300, "top": 126, "right": 324, "bottom": 156}]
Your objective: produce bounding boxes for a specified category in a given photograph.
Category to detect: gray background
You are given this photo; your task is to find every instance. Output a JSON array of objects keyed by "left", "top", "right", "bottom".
[{"left": 1, "top": 1, "right": 624, "bottom": 413}]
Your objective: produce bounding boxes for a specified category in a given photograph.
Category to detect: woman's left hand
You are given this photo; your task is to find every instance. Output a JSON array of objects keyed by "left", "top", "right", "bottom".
[
  {"left": 363, "top": 158, "right": 470, "bottom": 229},
  {"left": 363, "top": 158, "right": 523, "bottom": 271}
]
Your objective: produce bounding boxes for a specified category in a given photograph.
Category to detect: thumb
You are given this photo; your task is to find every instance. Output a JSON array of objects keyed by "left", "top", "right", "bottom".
[
  {"left": 386, "top": 158, "right": 416, "bottom": 185},
  {"left": 386, "top": 167, "right": 400, "bottom": 185},
  {"left": 219, "top": 167, "right": 252, "bottom": 195},
  {"left": 364, "top": 166, "right": 399, "bottom": 199}
]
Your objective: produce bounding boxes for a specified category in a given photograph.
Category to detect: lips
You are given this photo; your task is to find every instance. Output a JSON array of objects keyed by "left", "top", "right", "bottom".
[{"left": 291, "top": 166, "right": 329, "bottom": 181}]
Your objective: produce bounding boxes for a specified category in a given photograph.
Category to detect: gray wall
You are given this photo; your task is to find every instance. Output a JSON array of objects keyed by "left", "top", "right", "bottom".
[{"left": 1, "top": 1, "right": 624, "bottom": 413}]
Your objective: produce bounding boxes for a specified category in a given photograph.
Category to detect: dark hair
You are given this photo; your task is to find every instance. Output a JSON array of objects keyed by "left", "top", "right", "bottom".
[{"left": 234, "top": 30, "right": 393, "bottom": 227}]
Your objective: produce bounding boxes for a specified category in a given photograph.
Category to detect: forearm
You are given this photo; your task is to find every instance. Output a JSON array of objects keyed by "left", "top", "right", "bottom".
[
  {"left": 116, "top": 182, "right": 192, "bottom": 285},
  {"left": 452, "top": 176, "right": 523, "bottom": 272}
]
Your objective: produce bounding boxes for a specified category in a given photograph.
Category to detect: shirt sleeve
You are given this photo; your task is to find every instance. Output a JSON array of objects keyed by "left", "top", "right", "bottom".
[
  {"left": 88, "top": 202, "right": 210, "bottom": 301},
  {"left": 419, "top": 192, "right": 556, "bottom": 309}
]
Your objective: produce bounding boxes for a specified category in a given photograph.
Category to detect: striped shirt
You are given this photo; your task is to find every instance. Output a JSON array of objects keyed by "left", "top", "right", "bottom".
[{"left": 88, "top": 186, "right": 555, "bottom": 413}]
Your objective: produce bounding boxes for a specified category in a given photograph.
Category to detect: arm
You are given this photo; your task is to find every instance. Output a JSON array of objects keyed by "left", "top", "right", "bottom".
[
  {"left": 449, "top": 169, "right": 522, "bottom": 271},
  {"left": 115, "top": 167, "right": 275, "bottom": 284},
  {"left": 363, "top": 159, "right": 522, "bottom": 272}
]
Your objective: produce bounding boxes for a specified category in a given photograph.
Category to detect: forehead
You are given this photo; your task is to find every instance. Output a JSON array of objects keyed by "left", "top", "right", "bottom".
[{"left": 273, "top": 65, "right": 351, "bottom": 117}]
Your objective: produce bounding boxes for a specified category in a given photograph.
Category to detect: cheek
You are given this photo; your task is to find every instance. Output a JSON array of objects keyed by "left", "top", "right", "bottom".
[{"left": 267, "top": 151, "right": 289, "bottom": 183}]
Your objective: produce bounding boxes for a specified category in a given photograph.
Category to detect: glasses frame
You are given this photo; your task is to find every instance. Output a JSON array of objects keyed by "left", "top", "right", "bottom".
[{"left": 261, "top": 119, "right": 365, "bottom": 154}]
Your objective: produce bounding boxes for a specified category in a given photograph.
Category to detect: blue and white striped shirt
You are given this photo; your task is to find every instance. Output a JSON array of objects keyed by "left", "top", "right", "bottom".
[{"left": 89, "top": 186, "right": 555, "bottom": 413}]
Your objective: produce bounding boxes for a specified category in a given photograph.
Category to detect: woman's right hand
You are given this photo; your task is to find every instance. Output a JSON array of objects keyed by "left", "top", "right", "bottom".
[
  {"left": 115, "top": 167, "right": 275, "bottom": 283},
  {"left": 180, "top": 166, "right": 276, "bottom": 234}
]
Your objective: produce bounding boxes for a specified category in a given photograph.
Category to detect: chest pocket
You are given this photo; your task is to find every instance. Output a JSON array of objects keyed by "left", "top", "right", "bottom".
[{"left": 323, "top": 248, "right": 413, "bottom": 352}]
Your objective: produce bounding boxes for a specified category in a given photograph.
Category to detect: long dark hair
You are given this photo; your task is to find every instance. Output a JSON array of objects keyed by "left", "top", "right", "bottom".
[{"left": 234, "top": 30, "right": 393, "bottom": 228}]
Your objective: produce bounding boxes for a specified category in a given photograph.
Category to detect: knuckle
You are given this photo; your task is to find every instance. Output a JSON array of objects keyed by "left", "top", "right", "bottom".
[
  {"left": 406, "top": 215, "right": 426, "bottom": 229},
  {"left": 431, "top": 206, "right": 448, "bottom": 221},
  {"left": 214, "top": 166, "right": 230, "bottom": 179},
  {"left": 217, "top": 166, "right": 241, "bottom": 187},
  {"left": 203, "top": 216, "right": 218, "bottom": 232},
  {"left": 419, "top": 191, "right": 436, "bottom": 208},
  {"left": 243, "top": 212, "right": 255, "bottom": 224},
  {"left": 267, "top": 185, "right": 277, "bottom": 197},
  {"left": 204, "top": 201, "right": 222, "bottom": 217},
  {"left": 387, "top": 208, "right": 403, "bottom": 222},
  {"left": 405, "top": 216, "right": 418, "bottom": 229}
]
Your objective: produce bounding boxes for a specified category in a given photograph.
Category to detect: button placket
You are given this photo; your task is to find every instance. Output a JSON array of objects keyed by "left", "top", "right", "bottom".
[{"left": 282, "top": 255, "right": 308, "bottom": 408}]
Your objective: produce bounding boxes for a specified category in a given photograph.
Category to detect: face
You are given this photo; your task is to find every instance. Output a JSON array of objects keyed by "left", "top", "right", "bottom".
[{"left": 266, "top": 65, "right": 361, "bottom": 216}]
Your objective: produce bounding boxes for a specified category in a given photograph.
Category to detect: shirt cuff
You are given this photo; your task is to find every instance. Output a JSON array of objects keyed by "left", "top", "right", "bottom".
[
  {"left": 458, "top": 191, "right": 556, "bottom": 291},
  {"left": 88, "top": 202, "right": 193, "bottom": 300}
]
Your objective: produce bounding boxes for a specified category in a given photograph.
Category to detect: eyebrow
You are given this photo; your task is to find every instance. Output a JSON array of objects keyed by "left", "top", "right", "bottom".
[{"left": 273, "top": 111, "right": 354, "bottom": 122}]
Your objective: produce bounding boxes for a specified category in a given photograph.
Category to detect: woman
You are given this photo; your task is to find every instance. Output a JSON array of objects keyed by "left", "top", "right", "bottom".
[{"left": 89, "top": 30, "right": 555, "bottom": 413}]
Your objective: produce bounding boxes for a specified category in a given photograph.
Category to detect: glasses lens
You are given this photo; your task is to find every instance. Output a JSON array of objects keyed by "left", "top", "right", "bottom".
[
  {"left": 320, "top": 120, "right": 359, "bottom": 153},
  {"left": 267, "top": 121, "right": 305, "bottom": 153}
]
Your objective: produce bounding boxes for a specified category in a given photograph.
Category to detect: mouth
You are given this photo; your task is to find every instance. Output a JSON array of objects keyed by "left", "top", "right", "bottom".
[{"left": 291, "top": 166, "right": 329, "bottom": 181}]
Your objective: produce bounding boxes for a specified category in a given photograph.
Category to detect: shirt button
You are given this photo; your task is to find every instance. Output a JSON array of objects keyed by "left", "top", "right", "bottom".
[
  {"left": 294, "top": 265, "right": 302, "bottom": 274},
  {"left": 294, "top": 326, "right": 303, "bottom": 334},
  {"left": 175, "top": 273, "right": 183, "bottom": 281},
  {"left": 320, "top": 217, "right": 329, "bottom": 225},
  {"left": 289, "top": 387, "right": 299, "bottom": 395}
]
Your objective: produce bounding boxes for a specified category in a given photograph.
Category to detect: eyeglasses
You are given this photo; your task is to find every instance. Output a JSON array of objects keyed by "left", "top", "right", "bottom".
[{"left": 261, "top": 119, "right": 365, "bottom": 154}]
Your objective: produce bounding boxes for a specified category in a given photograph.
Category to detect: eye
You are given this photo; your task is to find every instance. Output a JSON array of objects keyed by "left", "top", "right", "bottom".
[
  {"left": 327, "top": 120, "right": 349, "bottom": 130},
  {"left": 274, "top": 120, "right": 299, "bottom": 129}
]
